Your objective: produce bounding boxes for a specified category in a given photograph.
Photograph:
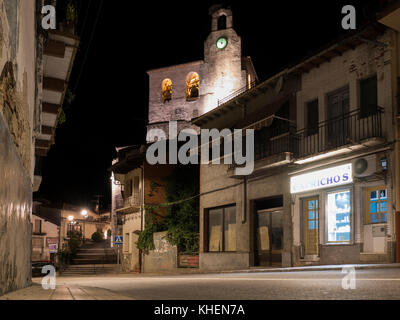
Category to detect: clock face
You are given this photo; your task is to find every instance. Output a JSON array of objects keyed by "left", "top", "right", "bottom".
[{"left": 216, "top": 37, "right": 228, "bottom": 50}]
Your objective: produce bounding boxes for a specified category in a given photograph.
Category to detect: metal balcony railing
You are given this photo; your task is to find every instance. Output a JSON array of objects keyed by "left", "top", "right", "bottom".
[
  {"left": 217, "top": 80, "right": 258, "bottom": 107},
  {"left": 124, "top": 193, "right": 141, "bottom": 208},
  {"left": 229, "top": 107, "right": 383, "bottom": 170},
  {"left": 297, "top": 107, "right": 383, "bottom": 158},
  {"left": 254, "top": 129, "right": 300, "bottom": 161}
]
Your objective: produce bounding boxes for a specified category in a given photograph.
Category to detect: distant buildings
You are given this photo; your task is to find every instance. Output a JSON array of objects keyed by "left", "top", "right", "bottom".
[{"left": 32, "top": 201, "right": 61, "bottom": 263}]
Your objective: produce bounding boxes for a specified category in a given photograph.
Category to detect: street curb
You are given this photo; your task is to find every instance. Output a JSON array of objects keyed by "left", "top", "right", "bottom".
[
  {"left": 105, "top": 263, "right": 400, "bottom": 277},
  {"left": 222, "top": 264, "right": 400, "bottom": 274}
]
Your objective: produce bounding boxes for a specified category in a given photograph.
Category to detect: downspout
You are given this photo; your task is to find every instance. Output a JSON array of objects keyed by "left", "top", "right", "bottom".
[{"left": 139, "top": 165, "right": 144, "bottom": 273}]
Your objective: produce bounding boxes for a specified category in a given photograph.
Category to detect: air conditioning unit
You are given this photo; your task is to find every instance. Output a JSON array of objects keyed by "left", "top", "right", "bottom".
[{"left": 352, "top": 155, "right": 377, "bottom": 177}]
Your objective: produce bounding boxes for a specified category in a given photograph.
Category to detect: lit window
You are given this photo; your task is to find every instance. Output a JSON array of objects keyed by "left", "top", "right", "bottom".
[
  {"left": 186, "top": 72, "right": 200, "bottom": 100},
  {"left": 326, "top": 190, "right": 351, "bottom": 243},
  {"left": 162, "top": 78, "right": 172, "bottom": 103},
  {"left": 365, "top": 186, "right": 387, "bottom": 224}
]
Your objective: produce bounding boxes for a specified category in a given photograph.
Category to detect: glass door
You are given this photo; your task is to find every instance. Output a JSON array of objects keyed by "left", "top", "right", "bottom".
[
  {"left": 303, "top": 197, "right": 319, "bottom": 255},
  {"left": 255, "top": 210, "right": 283, "bottom": 266}
]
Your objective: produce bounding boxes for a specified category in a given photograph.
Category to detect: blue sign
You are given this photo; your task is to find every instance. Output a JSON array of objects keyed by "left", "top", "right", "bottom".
[{"left": 114, "top": 235, "right": 123, "bottom": 245}]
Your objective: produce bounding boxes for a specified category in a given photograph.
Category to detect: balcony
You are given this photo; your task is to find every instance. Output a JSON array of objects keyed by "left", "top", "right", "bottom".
[
  {"left": 229, "top": 107, "right": 384, "bottom": 173},
  {"left": 116, "top": 193, "right": 141, "bottom": 215},
  {"left": 124, "top": 193, "right": 141, "bottom": 208},
  {"left": 296, "top": 107, "right": 384, "bottom": 163}
]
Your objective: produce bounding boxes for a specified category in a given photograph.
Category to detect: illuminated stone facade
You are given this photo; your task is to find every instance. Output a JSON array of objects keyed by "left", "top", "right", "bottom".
[{"left": 146, "top": 6, "right": 257, "bottom": 142}]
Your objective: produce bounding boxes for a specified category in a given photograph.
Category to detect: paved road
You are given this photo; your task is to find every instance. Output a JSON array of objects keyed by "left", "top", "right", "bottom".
[{"left": 47, "top": 268, "right": 400, "bottom": 300}]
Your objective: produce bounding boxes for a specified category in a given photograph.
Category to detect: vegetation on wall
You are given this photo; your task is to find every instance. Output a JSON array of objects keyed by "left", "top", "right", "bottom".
[
  {"left": 164, "top": 165, "right": 199, "bottom": 253},
  {"left": 136, "top": 165, "right": 199, "bottom": 254}
]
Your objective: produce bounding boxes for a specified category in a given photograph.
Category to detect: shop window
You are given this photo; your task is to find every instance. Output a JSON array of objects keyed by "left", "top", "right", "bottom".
[
  {"left": 365, "top": 186, "right": 387, "bottom": 224},
  {"left": 162, "top": 78, "right": 172, "bottom": 103},
  {"left": 207, "top": 205, "right": 236, "bottom": 252},
  {"left": 186, "top": 72, "right": 200, "bottom": 100},
  {"left": 306, "top": 99, "right": 319, "bottom": 136},
  {"left": 360, "top": 75, "right": 377, "bottom": 118},
  {"left": 326, "top": 189, "right": 351, "bottom": 243}
]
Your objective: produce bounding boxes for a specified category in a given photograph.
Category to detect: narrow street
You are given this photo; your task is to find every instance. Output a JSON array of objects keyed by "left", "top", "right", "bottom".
[{"left": 22, "top": 268, "right": 400, "bottom": 300}]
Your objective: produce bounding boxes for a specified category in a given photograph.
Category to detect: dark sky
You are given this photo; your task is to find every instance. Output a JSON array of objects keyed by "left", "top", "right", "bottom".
[{"left": 34, "top": 0, "right": 376, "bottom": 210}]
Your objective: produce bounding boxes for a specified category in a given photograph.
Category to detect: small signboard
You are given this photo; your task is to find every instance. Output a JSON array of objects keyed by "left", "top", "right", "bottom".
[
  {"left": 114, "top": 235, "right": 123, "bottom": 245},
  {"left": 48, "top": 243, "right": 58, "bottom": 253}
]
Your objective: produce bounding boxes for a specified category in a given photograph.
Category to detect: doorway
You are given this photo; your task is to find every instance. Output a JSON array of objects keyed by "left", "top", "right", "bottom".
[
  {"left": 254, "top": 209, "right": 283, "bottom": 266},
  {"left": 302, "top": 197, "right": 319, "bottom": 256}
]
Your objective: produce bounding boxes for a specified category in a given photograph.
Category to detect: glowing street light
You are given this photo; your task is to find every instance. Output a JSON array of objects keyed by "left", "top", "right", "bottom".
[
  {"left": 67, "top": 215, "right": 74, "bottom": 222},
  {"left": 81, "top": 209, "right": 88, "bottom": 217}
]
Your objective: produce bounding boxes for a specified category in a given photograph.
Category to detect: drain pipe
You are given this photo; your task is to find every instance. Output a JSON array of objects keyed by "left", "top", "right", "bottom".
[
  {"left": 242, "top": 176, "right": 247, "bottom": 223},
  {"left": 139, "top": 165, "right": 144, "bottom": 273}
]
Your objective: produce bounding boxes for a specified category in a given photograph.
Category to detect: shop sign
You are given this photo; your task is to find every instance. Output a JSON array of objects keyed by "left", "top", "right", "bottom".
[
  {"left": 48, "top": 243, "right": 58, "bottom": 253},
  {"left": 290, "top": 163, "right": 352, "bottom": 194}
]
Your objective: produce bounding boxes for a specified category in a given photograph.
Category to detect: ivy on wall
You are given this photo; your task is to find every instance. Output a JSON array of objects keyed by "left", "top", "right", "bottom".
[{"left": 136, "top": 165, "right": 199, "bottom": 254}]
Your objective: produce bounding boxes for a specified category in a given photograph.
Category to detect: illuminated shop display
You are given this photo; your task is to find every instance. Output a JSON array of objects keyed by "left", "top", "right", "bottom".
[
  {"left": 326, "top": 190, "right": 351, "bottom": 243},
  {"left": 290, "top": 163, "right": 352, "bottom": 194}
]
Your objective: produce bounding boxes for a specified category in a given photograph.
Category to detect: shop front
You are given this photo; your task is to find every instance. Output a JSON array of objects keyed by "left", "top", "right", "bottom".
[
  {"left": 291, "top": 163, "right": 359, "bottom": 265},
  {"left": 291, "top": 159, "right": 394, "bottom": 266}
]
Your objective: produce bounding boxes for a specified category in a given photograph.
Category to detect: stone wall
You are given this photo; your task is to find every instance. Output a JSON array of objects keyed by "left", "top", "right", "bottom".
[
  {"left": 143, "top": 231, "right": 177, "bottom": 273},
  {"left": 0, "top": 0, "right": 36, "bottom": 296},
  {"left": 0, "top": 113, "right": 32, "bottom": 296}
]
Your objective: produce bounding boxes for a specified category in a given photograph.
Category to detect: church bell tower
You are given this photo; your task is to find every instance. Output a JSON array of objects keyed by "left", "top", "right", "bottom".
[{"left": 204, "top": 5, "right": 245, "bottom": 106}]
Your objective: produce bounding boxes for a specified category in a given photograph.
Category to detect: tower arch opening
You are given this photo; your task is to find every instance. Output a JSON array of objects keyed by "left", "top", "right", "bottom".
[
  {"left": 161, "top": 78, "right": 172, "bottom": 103},
  {"left": 217, "top": 14, "right": 227, "bottom": 30},
  {"left": 186, "top": 72, "right": 200, "bottom": 100}
]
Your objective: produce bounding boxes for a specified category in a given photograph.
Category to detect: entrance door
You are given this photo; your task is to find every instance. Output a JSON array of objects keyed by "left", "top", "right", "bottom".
[
  {"left": 303, "top": 197, "right": 319, "bottom": 255},
  {"left": 255, "top": 210, "right": 283, "bottom": 266},
  {"left": 327, "top": 86, "right": 350, "bottom": 147}
]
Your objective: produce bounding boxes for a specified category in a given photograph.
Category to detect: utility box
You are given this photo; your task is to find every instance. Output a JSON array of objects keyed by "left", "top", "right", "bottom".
[{"left": 372, "top": 225, "right": 386, "bottom": 237}]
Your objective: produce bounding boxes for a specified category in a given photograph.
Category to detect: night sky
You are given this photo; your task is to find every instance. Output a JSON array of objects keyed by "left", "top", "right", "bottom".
[{"left": 34, "top": 0, "right": 375, "bottom": 210}]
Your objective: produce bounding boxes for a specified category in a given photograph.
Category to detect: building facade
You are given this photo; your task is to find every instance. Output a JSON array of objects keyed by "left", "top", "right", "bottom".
[
  {"left": 194, "top": 16, "right": 400, "bottom": 270},
  {"left": 110, "top": 145, "right": 175, "bottom": 272}
]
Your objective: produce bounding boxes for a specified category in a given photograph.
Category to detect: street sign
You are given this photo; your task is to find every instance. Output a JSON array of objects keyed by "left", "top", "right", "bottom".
[{"left": 114, "top": 235, "right": 123, "bottom": 245}]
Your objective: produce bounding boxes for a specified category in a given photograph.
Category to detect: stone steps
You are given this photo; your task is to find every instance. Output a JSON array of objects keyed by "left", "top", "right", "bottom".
[{"left": 61, "top": 264, "right": 118, "bottom": 276}]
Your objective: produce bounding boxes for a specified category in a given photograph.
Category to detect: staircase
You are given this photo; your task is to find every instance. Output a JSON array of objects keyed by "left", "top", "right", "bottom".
[
  {"left": 61, "top": 240, "right": 118, "bottom": 276},
  {"left": 61, "top": 264, "right": 118, "bottom": 276}
]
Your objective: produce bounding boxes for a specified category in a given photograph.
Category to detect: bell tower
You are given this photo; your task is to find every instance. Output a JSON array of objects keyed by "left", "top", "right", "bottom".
[{"left": 203, "top": 5, "right": 245, "bottom": 112}]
